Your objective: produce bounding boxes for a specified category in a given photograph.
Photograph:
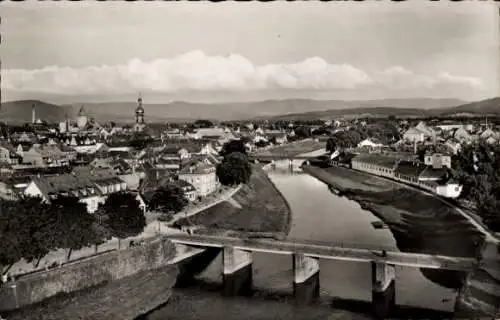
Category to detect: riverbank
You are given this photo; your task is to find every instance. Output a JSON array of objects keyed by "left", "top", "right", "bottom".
[
  {"left": 302, "top": 165, "right": 484, "bottom": 289},
  {"left": 173, "top": 165, "right": 292, "bottom": 239},
  {"left": 144, "top": 282, "right": 454, "bottom": 320},
  {"left": 252, "top": 139, "right": 325, "bottom": 158},
  {"left": 0, "top": 237, "right": 178, "bottom": 320},
  {"left": 2, "top": 265, "right": 179, "bottom": 320}
]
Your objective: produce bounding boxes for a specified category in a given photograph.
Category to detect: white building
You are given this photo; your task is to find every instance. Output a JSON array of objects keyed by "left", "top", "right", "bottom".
[
  {"left": 357, "top": 138, "right": 384, "bottom": 149},
  {"left": 436, "top": 181, "right": 463, "bottom": 198},
  {"left": 402, "top": 127, "right": 425, "bottom": 143},
  {"left": 424, "top": 153, "right": 452, "bottom": 169},
  {"left": 178, "top": 159, "right": 218, "bottom": 198}
]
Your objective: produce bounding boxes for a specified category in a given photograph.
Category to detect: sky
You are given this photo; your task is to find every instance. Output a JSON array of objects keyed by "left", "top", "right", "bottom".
[{"left": 1, "top": 1, "right": 499, "bottom": 103}]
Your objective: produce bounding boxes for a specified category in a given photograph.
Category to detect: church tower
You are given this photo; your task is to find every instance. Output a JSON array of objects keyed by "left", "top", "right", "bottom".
[
  {"left": 32, "top": 103, "right": 36, "bottom": 124},
  {"left": 134, "top": 93, "right": 145, "bottom": 132}
]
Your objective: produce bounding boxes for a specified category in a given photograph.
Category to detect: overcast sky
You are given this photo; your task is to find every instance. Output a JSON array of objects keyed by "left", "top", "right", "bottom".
[{"left": 1, "top": 1, "right": 498, "bottom": 103}]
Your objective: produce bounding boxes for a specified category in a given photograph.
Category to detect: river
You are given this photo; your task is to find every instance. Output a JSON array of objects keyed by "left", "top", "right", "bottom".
[{"left": 144, "top": 160, "right": 458, "bottom": 318}]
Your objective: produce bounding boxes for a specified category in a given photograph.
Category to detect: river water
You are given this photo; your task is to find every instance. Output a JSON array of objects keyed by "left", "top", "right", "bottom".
[{"left": 146, "top": 160, "right": 458, "bottom": 318}]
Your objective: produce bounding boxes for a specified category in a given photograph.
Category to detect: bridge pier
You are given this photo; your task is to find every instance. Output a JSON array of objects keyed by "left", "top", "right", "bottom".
[
  {"left": 371, "top": 262, "right": 396, "bottom": 319},
  {"left": 293, "top": 254, "right": 320, "bottom": 305},
  {"left": 288, "top": 159, "right": 294, "bottom": 173},
  {"left": 222, "top": 246, "right": 253, "bottom": 297}
]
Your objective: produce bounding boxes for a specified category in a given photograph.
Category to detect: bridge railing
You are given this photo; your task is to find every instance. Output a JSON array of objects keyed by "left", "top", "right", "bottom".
[{"left": 282, "top": 238, "right": 397, "bottom": 252}]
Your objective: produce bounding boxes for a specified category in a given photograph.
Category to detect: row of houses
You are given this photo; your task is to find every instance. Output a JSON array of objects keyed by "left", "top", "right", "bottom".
[
  {"left": 0, "top": 138, "right": 224, "bottom": 212},
  {"left": 350, "top": 152, "right": 462, "bottom": 198},
  {"left": 402, "top": 121, "right": 500, "bottom": 146},
  {"left": 4, "top": 151, "right": 221, "bottom": 214}
]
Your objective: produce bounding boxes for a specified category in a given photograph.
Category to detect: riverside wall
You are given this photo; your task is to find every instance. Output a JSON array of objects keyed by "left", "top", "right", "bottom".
[{"left": 0, "top": 236, "right": 177, "bottom": 313}]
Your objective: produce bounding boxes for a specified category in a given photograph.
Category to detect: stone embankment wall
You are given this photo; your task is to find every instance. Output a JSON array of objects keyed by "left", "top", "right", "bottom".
[
  {"left": 0, "top": 237, "right": 176, "bottom": 312},
  {"left": 455, "top": 240, "right": 500, "bottom": 318}
]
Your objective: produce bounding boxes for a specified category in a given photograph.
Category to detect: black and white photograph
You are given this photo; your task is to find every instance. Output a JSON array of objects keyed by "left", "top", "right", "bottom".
[{"left": 0, "top": 1, "right": 499, "bottom": 319}]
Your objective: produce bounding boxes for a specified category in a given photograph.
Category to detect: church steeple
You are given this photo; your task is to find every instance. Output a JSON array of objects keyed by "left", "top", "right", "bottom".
[
  {"left": 134, "top": 93, "right": 145, "bottom": 132},
  {"left": 135, "top": 92, "right": 145, "bottom": 125}
]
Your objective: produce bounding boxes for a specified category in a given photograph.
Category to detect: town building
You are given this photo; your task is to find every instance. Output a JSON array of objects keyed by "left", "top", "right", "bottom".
[
  {"left": 351, "top": 153, "right": 399, "bottom": 178},
  {"left": 402, "top": 127, "right": 425, "bottom": 143},
  {"left": 178, "top": 158, "right": 218, "bottom": 198},
  {"left": 23, "top": 168, "right": 127, "bottom": 213},
  {"left": 424, "top": 153, "right": 452, "bottom": 169},
  {"left": 175, "top": 179, "right": 197, "bottom": 202}
]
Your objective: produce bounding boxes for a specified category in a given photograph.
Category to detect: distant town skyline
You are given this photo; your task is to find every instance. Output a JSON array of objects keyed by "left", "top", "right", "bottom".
[{"left": 1, "top": 1, "right": 499, "bottom": 103}]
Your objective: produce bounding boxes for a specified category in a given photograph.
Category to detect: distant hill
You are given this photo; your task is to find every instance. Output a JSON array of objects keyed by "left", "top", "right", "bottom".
[
  {"left": 2, "top": 97, "right": 497, "bottom": 124},
  {"left": 0, "top": 100, "right": 67, "bottom": 124},
  {"left": 66, "top": 98, "right": 468, "bottom": 122},
  {"left": 431, "top": 97, "right": 500, "bottom": 117},
  {"left": 261, "top": 97, "right": 500, "bottom": 121}
]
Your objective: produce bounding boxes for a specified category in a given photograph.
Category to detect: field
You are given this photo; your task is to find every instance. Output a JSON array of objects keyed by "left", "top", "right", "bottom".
[{"left": 174, "top": 166, "right": 291, "bottom": 237}]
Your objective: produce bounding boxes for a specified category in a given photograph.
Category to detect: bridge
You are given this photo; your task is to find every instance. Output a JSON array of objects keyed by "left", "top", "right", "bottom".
[
  {"left": 249, "top": 154, "right": 319, "bottom": 161},
  {"left": 249, "top": 148, "right": 327, "bottom": 162},
  {"left": 167, "top": 234, "right": 477, "bottom": 319}
]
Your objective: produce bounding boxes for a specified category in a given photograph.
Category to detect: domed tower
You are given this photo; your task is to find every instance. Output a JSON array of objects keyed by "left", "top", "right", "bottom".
[
  {"left": 134, "top": 93, "right": 145, "bottom": 132},
  {"left": 76, "top": 105, "right": 88, "bottom": 130}
]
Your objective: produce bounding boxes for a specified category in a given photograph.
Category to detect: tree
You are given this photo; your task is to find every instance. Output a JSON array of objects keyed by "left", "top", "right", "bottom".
[
  {"left": 329, "top": 129, "right": 363, "bottom": 149},
  {"left": 14, "top": 197, "right": 54, "bottom": 268},
  {"left": 150, "top": 184, "right": 189, "bottom": 214},
  {"left": 194, "top": 119, "right": 214, "bottom": 128},
  {"left": 453, "top": 140, "right": 500, "bottom": 232},
  {"left": 268, "top": 136, "right": 277, "bottom": 145},
  {"left": 97, "top": 192, "right": 146, "bottom": 250},
  {"left": 294, "top": 126, "right": 311, "bottom": 139},
  {"left": 220, "top": 139, "right": 247, "bottom": 157},
  {"left": 129, "top": 134, "right": 153, "bottom": 150},
  {"left": 216, "top": 152, "right": 253, "bottom": 186},
  {"left": 254, "top": 140, "right": 268, "bottom": 148},
  {"left": 0, "top": 200, "right": 25, "bottom": 275},
  {"left": 326, "top": 137, "right": 337, "bottom": 154},
  {"left": 48, "top": 196, "right": 97, "bottom": 261}
]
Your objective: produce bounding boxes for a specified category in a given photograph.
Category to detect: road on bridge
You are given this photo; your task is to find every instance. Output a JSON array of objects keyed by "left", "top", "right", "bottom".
[{"left": 167, "top": 234, "right": 477, "bottom": 272}]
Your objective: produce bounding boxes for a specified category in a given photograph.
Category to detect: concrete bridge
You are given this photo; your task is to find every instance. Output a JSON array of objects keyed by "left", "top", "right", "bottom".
[{"left": 167, "top": 234, "right": 477, "bottom": 319}]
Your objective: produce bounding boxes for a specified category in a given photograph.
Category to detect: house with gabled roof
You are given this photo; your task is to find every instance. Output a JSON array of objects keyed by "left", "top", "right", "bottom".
[
  {"left": 394, "top": 160, "right": 427, "bottom": 184},
  {"left": 453, "top": 127, "right": 473, "bottom": 144},
  {"left": 403, "top": 127, "right": 425, "bottom": 143},
  {"left": 0, "top": 142, "right": 19, "bottom": 164},
  {"left": 24, "top": 167, "right": 128, "bottom": 213}
]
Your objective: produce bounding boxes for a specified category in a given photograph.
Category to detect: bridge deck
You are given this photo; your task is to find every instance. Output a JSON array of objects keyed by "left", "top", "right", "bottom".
[
  {"left": 167, "top": 234, "right": 476, "bottom": 272},
  {"left": 250, "top": 154, "right": 319, "bottom": 160}
]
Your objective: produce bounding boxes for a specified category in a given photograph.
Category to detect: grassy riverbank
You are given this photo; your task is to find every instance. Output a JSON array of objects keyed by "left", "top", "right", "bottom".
[
  {"left": 303, "top": 165, "right": 484, "bottom": 289},
  {"left": 252, "top": 139, "right": 325, "bottom": 158},
  {"left": 2, "top": 265, "right": 179, "bottom": 320},
  {"left": 174, "top": 166, "right": 292, "bottom": 239}
]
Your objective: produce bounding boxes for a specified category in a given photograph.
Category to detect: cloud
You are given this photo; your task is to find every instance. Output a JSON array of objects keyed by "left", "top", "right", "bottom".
[
  {"left": 2, "top": 51, "right": 482, "bottom": 96},
  {"left": 375, "top": 66, "right": 482, "bottom": 90}
]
